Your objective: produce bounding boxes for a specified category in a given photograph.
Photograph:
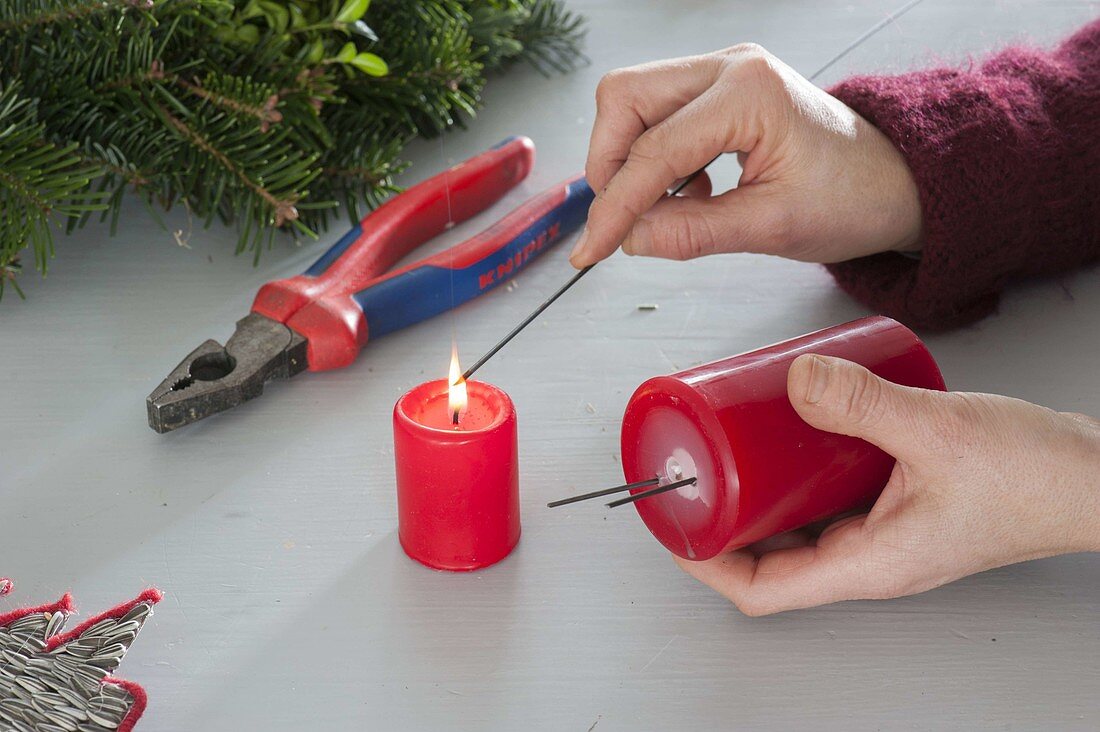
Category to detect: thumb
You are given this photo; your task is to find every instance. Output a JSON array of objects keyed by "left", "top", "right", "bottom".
[
  {"left": 621, "top": 184, "right": 790, "bottom": 261},
  {"left": 787, "top": 354, "right": 939, "bottom": 459}
]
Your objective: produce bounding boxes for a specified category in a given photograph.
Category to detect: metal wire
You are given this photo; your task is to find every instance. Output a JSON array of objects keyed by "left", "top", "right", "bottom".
[
  {"left": 547, "top": 476, "right": 661, "bottom": 508},
  {"left": 606, "top": 476, "right": 698, "bottom": 508}
]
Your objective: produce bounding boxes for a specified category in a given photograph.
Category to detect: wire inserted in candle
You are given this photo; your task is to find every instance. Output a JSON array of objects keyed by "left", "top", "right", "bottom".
[
  {"left": 547, "top": 476, "right": 660, "bottom": 508},
  {"left": 606, "top": 476, "right": 697, "bottom": 508}
]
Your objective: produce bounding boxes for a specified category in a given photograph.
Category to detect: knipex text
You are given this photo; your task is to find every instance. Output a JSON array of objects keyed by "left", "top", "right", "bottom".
[{"left": 478, "top": 222, "right": 561, "bottom": 290}]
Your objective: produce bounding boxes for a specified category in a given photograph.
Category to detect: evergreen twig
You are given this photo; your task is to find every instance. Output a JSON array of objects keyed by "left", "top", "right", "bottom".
[{"left": 0, "top": 0, "right": 586, "bottom": 298}]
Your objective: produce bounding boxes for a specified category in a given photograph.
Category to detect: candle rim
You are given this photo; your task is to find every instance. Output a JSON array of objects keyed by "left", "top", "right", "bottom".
[
  {"left": 395, "top": 378, "right": 514, "bottom": 436},
  {"left": 621, "top": 374, "right": 738, "bottom": 561}
]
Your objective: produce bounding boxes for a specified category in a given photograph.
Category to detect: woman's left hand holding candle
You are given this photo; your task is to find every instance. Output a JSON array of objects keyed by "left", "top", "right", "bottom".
[{"left": 674, "top": 355, "right": 1100, "bottom": 616}]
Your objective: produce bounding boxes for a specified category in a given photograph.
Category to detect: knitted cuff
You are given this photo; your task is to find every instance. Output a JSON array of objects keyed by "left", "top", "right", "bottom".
[{"left": 822, "top": 28, "right": 1096, "bottom": 330}]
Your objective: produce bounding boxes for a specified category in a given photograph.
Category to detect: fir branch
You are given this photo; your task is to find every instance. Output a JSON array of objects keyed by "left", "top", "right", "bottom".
[
  {"left": 0, "top": 0, "right": 148, "bottom": 34},
  {"left": 467, "top": 0, "right": 587, "bottom": 73},
  {"left": 0, "top": 83, "right": 106, "bottom": 297},
  {"left": 0, "top": 0, "right": 586, "bottom": 296},
  {"left": 172, "top": 74, "right": 284, "bottom": 131},
  {"left": 182, "top": 84, "right": 282, "bottom": 131},
  {"left": 155, "top": 102, "right": 300, "bottom": 227},
  {"left": 307, "top": 119, "right": 407, "bottom": 229},
  {"left": 348, "top": 3, "right": 484, "bottom": 136},
  {"left": 509, "top": 0, "right": 588, "bottom": 74}
]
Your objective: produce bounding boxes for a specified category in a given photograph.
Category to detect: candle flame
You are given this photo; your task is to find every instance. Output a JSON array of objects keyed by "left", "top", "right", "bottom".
[{"left": 448, "top": 345, "right": 467, "bottom": 425}]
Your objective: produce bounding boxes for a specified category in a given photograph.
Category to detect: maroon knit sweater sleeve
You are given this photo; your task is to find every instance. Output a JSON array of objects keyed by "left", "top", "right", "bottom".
[{"left": 824, "top": 19, "right": 1100, "bottom": 330}]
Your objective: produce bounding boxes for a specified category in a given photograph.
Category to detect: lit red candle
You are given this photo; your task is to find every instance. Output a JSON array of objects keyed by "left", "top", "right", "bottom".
[
  {"left": 620, "top": 316, "right": 945, "bottom": 561},
  {"left": 392, "top": 349, "right": 520, "bottom": 571}
]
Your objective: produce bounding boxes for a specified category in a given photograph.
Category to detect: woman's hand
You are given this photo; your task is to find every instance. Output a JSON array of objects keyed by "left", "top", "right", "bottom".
[
  {"left": 674, "top": 354, "right": 1100, "bottom": 616},
  {"left": 571, "top": 44, "right": 924, "bottom": 268}
]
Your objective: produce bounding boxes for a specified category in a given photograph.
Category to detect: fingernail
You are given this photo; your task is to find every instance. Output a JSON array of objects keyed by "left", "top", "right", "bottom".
[
  {"left": 805, "top": 355, "right": 831, "bottom": 404},
  {"left": 569, "top": 227, "right": 590, "bottom": 265}
]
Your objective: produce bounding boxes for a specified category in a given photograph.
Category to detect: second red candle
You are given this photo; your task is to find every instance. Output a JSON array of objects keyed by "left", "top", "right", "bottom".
[{"left": 620, "top": 316, "right": 946, "bottom": 561}]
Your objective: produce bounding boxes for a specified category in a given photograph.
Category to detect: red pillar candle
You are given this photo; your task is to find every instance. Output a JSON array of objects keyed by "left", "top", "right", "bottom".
[
  {"left": 620, "top": 316, "right": 945, "bottom": 561},
  {"left": 393, "top": 379, "right": 520, "bottom": 570}
]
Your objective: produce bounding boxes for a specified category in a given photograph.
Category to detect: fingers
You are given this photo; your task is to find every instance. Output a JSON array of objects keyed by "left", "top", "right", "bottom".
[
  {"left": 586, "top": 55, "right": 724, "bottom": 193},
  {"left": 786, "top": 354, "right": 944, "bottom": 460},
  {"left": 674, "top": 513, "right": 888, "bottom": 615},
  {"left": 572, "top": 85, "right": 744, "bottom": 268},
  {"left": 745, "top": 528, "right": 814, "bottom": 554},
  {"left": 620, "top": 183, "right": 788, "bottom": 260},
  {"left": 672, "top": 170, "right": 712, "bottom": 198}
]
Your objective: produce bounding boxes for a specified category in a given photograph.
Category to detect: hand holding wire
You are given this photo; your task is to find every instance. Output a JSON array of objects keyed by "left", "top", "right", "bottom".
[{"left": 571, "top": 40, "right": 925, "bottom": 268}]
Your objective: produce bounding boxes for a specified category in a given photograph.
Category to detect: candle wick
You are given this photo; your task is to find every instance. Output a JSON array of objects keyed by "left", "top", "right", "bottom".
[{"left": 451, "top": 409, "right": 460, "bottom": 427}]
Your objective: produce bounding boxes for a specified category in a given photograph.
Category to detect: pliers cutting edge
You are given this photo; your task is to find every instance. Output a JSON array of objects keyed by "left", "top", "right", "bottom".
[{"left": 146, "top": 136, "right": 593, "bottom": 433}]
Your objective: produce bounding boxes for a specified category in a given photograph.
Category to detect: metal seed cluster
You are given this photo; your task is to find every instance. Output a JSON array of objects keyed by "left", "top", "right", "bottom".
[{"left": 0, "top": 602, "right": 152, "bottom": 731}]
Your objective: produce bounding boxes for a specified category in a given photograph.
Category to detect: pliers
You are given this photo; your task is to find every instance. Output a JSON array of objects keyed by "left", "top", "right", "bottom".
[{"left": 146, "top": 136, "right": 593, "bottom": 433}]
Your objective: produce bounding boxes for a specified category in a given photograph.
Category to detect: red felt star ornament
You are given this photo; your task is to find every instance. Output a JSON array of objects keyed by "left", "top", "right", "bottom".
[{"left": 0, "top": 578, "right": 162, "bottom": 731}]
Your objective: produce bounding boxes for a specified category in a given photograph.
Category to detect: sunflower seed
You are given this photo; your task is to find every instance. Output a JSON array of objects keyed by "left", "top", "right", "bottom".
[
  {"left": 92, "top": 643, "right": 127, "bottom": 660},
  {"left": 44, "top": 612, "right": 68, "bottom": 639},
  {"left": 104, "top": 631, "right": 136, "bottom": 649},
  {"left": 21, "top": 636, "right": 47, "bottom": 652},
  {"left": 81, "top": 620, "right": 115, "bottom": 638},
  {"left": 85, "top": 706, "right": 123, "bottom": 727},
  {"left": 119, "top": 604, "right": 152, "bottom": 625},
  {"left": 32, "top": 691, "right": 67, "bottom": 710},
  {"left": 15, "top": 676, "right": 47, "bottom": 694},
  {"left": 59, "top": 643, "right": 95, "bottom": 659},
  {"left": 26, "top": 656, "right": 56, "bottom": 672},
  {"left": 43, "top": 710, "right": 80, "bottom": 731},
  {"left": 69, "top": 665, "right": 105, "bottom": 693},
  {"left": 88, "top": 695, "right": 128, "bottom": 713},
  {"left": 2, "top": 649, "right": 29, "bottom": 670},
  {"left": 8, "top": 616, "right": 44, "bottom": 634},
  {"left": 94, "top": 681, "right": 126, "bottom": 698},
  {"left": 101, "top": 621, "right": 140, "bottom": 641},
  {"left": 85, "top": 656, "right": 122, "bottom": 670},
  {"left": 52, "top": 654, "right": 83, "bottom": 670}
]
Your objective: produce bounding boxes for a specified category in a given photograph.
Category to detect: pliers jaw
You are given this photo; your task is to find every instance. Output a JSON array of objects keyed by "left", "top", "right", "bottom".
[{"left": 146, "top": 313, "right": 308, "bottom": 433}]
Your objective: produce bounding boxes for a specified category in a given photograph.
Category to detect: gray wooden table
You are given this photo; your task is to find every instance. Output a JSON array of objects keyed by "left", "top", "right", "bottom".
[{"left": 2, "top": 2, "right": 1098, "bottom": 729}]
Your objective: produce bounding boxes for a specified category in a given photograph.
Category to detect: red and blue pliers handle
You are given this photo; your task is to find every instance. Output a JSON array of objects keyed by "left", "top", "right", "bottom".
[
  {"left": 254, "top": 135, "right": 593, "bottom": 370},
  {"left": 147, "top": 137, "right": 593, "bottom": 432}
]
